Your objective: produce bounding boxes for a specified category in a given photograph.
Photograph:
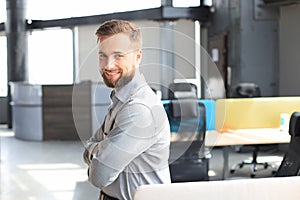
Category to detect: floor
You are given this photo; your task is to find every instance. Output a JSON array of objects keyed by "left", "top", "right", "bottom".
[{"left": 0, "top": 125, "right": 286, "bottom": 200}]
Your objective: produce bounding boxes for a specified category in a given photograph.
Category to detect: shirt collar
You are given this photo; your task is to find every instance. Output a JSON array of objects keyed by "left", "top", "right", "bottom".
[{"left": 112, "top": 68, "right": 147, "bottom": 103}]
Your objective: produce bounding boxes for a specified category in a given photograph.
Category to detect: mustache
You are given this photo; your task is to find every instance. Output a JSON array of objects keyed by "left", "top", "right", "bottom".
[{"left": 103, "top": 69, "right": 120, "bottom": 73}]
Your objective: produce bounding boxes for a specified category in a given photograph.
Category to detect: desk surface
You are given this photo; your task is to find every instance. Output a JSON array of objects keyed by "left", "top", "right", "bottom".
[
  {"left": 205, "top": 128, "right": 290, "bottom": 147},
  {"left": 170, "top": 128, "right": 290, "bottom": 180}
]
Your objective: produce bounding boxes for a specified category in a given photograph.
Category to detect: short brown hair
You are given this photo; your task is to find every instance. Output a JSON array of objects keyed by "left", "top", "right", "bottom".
[{"left": 95, "top": 19, "right": 142, "bottom": 48}]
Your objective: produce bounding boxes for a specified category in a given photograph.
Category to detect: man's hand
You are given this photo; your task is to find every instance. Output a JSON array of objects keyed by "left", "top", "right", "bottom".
[
  {"left": 83, "top": 148, "right": 91, "bottom": 165},
  {"left": 83, "top": 144, "right": 99, "bottom": 165},
  {"left": 91, "top": 144, "right": 99, "bottom": 155}
]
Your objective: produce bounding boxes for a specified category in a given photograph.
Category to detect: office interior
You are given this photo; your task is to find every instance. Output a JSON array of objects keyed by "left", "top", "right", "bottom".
[{"left": 1, "top": 0, "right": 300, "bottom": 199}]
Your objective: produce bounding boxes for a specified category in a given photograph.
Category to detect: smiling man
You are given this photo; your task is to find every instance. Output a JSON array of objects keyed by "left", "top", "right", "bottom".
[
  {"left": 83, "top": 20, "right": 171, "bottom": 200},
  {"left": 98, "top": 29, "right": 139, "bottom": 89}
]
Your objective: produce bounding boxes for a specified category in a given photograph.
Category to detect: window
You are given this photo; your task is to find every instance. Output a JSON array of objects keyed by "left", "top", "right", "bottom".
[
  {"left": 172, "top": 0, "right": 213, "bottom": 7},
  {"left": 28, "top": 28, "right": 73, "bottom": 84},
  {"left": 0, "top": 0, "right": 6, "bottom": 23},
  {"left": 26, "top": 0, "right": 161, "bottom": 20},
  {"left": 172, "top": 0, "right": 200, "bottom": 7},
  {"left": 0, "top": 36, "right": 7, "bottom": 96}
]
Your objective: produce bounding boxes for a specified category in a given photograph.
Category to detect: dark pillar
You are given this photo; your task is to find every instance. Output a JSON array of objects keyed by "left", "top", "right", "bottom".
[
  {"left": 5, "top": 0, "right": 28, "bottom": 128},
  {"left": 160, "top": 0, "right": 174, "bottom": 99},
  {"left": 161, "top": 0, "right": 173, "bottom": 6}
]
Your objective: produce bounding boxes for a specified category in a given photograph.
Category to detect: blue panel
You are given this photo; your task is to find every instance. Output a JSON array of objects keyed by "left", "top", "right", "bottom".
[
  {"left": 162, "top": 99, "right": 216, "bottom": 130},
  {"left": 198, "top": 100, "right": 216, "bottom": 130}
]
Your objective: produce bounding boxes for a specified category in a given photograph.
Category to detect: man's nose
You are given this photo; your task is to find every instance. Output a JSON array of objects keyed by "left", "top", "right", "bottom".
[{"left": 105, "top": 56, "right": 116, "bottom": 69}]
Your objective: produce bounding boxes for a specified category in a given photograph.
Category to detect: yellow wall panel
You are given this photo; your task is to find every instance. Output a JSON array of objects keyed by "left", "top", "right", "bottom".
[{"left": 216, "top": 97, "right": 300, "bottom": 131}]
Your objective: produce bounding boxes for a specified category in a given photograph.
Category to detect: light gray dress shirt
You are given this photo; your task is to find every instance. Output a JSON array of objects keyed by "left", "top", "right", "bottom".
[{"left": 85, "top": 71, "right": 171, "bottom": 200}]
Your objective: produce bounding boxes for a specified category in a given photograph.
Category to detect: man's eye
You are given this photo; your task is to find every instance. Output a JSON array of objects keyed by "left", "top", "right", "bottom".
[
  {"left": 99, "top": 54, "right": 106, "bottom": 59},
  {"left": 115, "top": 54, "right": 124, "bottom": 59}
]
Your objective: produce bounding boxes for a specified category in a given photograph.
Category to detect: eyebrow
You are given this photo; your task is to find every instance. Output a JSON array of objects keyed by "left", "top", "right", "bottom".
[
  {"left": 98, "top": 51, "right": 127, "bottom": 55},
  {"left": 98, "top": 51, "right": 131, "bottom": 56}
]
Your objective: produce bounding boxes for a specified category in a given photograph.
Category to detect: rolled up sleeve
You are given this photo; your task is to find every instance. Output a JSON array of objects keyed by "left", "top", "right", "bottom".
[{"left": 83, "top": 126, "right": 104, "bottom": 164}]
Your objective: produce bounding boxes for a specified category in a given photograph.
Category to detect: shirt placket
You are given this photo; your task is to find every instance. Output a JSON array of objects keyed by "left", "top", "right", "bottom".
[{"left": 103, "top": 94, "right": 118, "bottom": 138}]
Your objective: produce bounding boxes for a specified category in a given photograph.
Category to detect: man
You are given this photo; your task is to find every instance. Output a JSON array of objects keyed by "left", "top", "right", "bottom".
[{"left": 83, "top": 20, "right": 171, "bottom": 200}]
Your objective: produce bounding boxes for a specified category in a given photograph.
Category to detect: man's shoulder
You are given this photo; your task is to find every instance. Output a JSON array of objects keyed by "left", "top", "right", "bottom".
[{"left": 130, "top": 86, "right": 161, "bottom": 107}]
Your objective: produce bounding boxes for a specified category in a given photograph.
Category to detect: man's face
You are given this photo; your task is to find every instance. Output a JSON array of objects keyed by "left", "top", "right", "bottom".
[{"left": 98, "top": 33, "right": 142, "bottom": 88}]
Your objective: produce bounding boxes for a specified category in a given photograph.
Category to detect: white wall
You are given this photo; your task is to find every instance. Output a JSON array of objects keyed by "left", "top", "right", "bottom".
[
  {"left": 174, "top": 20, "right": 195, "bottom": 79},
  {"left": 134, "top": 20, "right": 161, "bottom": 90},
  {"left": 279, "top": 5, "right": 300, "bottom": 96},
  {"left": 77, "top": 25, "right": 101, "bottom": 83}
]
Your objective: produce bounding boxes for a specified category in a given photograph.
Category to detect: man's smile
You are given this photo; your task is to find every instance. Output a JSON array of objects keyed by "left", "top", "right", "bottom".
[{"left": 104, "top": 70, "right": 121, "bottom": 78}]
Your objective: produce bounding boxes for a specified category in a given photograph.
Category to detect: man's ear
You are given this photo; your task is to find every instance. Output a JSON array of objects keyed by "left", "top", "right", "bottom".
[{"left": 136, "top": 49, "right": 142, "bottom": 65}]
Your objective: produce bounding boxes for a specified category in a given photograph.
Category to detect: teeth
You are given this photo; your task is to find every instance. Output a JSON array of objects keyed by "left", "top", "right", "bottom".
[{"left": 106, "top": 71, "right": 119, "bottom": 76}]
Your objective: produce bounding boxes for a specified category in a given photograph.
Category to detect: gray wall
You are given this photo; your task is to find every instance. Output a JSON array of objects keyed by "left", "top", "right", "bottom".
[
  {"left": 239, "top": 0, "right": 279, "bottom": 96},
  {"left": 208, "top": 0, "right": 279, "bottom": 96},
  {"left": 279, "top": 4, "right": 300, "bottom": 96}
]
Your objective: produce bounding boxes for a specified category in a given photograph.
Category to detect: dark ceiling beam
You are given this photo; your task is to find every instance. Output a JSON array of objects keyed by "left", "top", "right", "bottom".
[
  {"left": 26, "top": 6, "right": 211, "bottom": 30},
  {"left": 162, "top": 6, "right": 210, "bottom": 20},
  {"left": 262, "top": 0, "right": 300, "bottom": 6},
  {"left": 0, "top": 6, "right": 211, "bottom": 32}
]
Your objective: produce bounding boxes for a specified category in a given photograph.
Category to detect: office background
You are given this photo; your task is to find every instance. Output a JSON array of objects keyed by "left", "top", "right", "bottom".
[
  {"left": 1, "top": 0, "right": 300, "bottom": 125},
  {"left": 1, "top": 0, "right": 300, "bottom": 199}
]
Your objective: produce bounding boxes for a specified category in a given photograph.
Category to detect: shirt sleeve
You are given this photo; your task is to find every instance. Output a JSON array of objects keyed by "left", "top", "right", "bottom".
[
  {"left": 88, "top": 102, "right": 162, "bottom": 188},
  {"left": 83, "top": 123, "right": 105, "bottom": 164}
]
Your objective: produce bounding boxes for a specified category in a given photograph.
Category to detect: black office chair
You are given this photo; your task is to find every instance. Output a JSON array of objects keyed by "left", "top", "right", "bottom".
[
  {"left": 229, "top": 82, "right": 261, "bottom": 98},
  {"left": 275, "top": 112, "right": 300, "bottom": 177},
  {"left": 168, "top": 82, "right": 198, "bottom": 99},
  {"left": 163, "top": 99, "right": 209, "bottom": 182},
  {"left": 229, "top": 82, "right": 277, "bottom": 177}
]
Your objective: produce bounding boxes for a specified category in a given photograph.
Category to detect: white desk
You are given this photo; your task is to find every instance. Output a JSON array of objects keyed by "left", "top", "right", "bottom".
[
  {"left": 134, "top": 176, "right": 300, "bottom": 200},
  {"left": 205, "top": 128, "right": 291, "bottom": 179}
]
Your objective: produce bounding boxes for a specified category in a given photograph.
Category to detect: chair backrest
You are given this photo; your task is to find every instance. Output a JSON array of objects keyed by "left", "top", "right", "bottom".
[
  {"left": 162, "top": 99, "right": 206, "bottom": 140},
  {"left": 168, "top": 82, "right": 198, "bottom": 99},
  {"left": 230, "top": 82, "right": 261, "bottom": 98},
  {"left": 275, "top": 112, "right": 300, "bottom": 177},
  {"left": 163, "top": 99, "right": 208, "bottom": 182}
]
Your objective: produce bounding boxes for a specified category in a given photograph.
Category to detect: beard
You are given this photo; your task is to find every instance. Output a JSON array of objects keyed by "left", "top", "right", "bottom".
[
  {"left": 102, "top": 67, "right": 136, "bottom": 89},
  {"left": 102, "top": 73, "right": 116, "bottom": 88}
]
